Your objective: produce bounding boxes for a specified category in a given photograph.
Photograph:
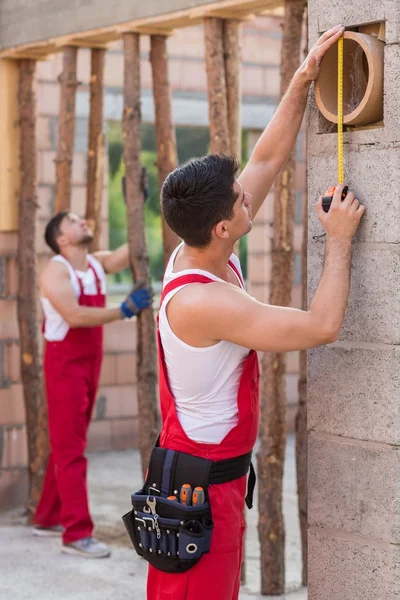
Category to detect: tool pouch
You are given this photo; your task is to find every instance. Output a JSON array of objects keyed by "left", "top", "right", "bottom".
[{"left": 122, "top": 445, "right": 214, "bottom": 574}]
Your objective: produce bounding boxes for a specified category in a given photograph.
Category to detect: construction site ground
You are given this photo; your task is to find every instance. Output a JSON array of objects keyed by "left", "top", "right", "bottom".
[{"left": 0, "top": 434, "right": 307, "bottom": 600}]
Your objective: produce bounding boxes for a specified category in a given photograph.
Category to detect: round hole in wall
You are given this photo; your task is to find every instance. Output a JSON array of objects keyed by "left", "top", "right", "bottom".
[{"left": 314, "top": 31, "right": 384, "bottom": 127}]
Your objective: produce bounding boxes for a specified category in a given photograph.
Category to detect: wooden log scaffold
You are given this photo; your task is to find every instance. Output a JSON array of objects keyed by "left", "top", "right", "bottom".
[
  {"left": 258, "top": 0, "right": 306, "bottom": 594},
  {"left": 86, "top": 48, "right": 106, "bottom": 251},
  {"left": 17, "top": 59, "right": 49, "bottom": 519},
  {"left": 55, "top": 46, "right": 79, "bottom": 213},
  {"left": 149, "top": 35, "right": 180, "bottom": 267},
  {"left": 123, "top": 31, "right": 159, "bottom": 477},
  {"left": 204, "top": 17, "right": 231, "bottom": 155}
]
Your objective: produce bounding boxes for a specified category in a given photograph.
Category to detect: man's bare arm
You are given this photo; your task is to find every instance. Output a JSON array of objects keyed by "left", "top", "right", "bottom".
[
  {"left": 239, "top": 24, "right": 345, "bottom": 218},
  {"left": 94, "top": 243, "right": 129, "bottom": 274},
  {"left": 168, "top": 185, "right": 365, "bottom": 352},
  {"left": 41, "top": 262, "right": 121, "bottom": 327}
]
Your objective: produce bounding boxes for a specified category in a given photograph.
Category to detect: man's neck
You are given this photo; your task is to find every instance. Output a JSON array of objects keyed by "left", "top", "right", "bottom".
[
  {"left": 177, "top": 242, "right": 236, "bottom": 281},
  {"left": 61, "top": 246, "right": 89, "bottom": 271}
]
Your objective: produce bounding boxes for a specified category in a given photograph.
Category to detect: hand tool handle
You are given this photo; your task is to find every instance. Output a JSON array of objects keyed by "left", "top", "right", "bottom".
[
  {"left": 180, "top": 484, "right": 192, "bottom": 506},
  {"left": 192, "top": 487, "right": 205, "bottom": 505}
]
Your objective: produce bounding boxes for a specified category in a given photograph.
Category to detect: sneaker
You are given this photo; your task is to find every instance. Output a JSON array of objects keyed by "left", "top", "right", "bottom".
[
  {"left": 33, "top": 524, "right": 63, "bottom": 537},
  {"left": 62, "top": 537, "right": 111, "bottom": 559}
]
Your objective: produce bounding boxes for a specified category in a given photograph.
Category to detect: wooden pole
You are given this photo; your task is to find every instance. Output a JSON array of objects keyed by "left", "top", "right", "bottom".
[
  {"left": 258, "top": 0, "right": 306, "bottom": 594},
  {"left": 204, "top": 18, "right": 230, "bottom": 155},
  {"left": 17, "top": 59, "right": 49, "bottom": 519},
  {"left": 55, "top": 46, "right": 78, "bottom": 213},
  {"left": 123, "top": 32, "right": 159, "bottom": 477},
  {"left": 149, "top": 35, "right": 180, "bottom": 267},
  {"left": 296, "top": 8, "right": 309, "bottom": 587},
  {"left": 86, "top": 48, "right": 105, "bottom": 251},
  {"left": 223, "top": 20, "right": 243, "bottom": 162}
]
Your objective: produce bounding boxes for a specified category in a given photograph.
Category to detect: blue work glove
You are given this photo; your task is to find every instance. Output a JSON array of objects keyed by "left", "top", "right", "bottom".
[{"left": 120, "top": 280, "right": 153, "bottom": 319}]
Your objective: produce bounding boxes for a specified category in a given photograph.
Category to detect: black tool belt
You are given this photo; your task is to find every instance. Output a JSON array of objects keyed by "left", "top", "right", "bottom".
[{"left": 122, "top": 442, "right": 256, "bottom": 574}]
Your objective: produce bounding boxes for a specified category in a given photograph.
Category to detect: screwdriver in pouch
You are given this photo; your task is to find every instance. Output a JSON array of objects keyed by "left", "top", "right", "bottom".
[
  {"left": 192, "top": 487, "right": 205, "bottom": 506},
  {"left": 180, "top": 484, "right": 192, "bottom": 506},
  {"left": 167, "top": 495, "right": 178, "bottom": 502}
]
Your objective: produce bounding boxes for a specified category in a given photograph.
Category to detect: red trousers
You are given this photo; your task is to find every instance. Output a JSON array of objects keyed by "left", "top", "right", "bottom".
[
  {"left": 147, "top": 476, "right": 247, "bottom": 600},
  {"left": 34, "top": 342, "right": 102, "bottom": 544}
]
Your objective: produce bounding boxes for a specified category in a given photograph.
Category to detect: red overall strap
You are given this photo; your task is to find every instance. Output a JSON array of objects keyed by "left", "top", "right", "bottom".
[
  {"left": 159, "top": 274, "right": 215, "bottom": 307},
  {"left": 228, "top": 259, "right": 245, "bottom": 289},
  {"left": 76, "top": 264, "right": 102, "bottom": 296}
]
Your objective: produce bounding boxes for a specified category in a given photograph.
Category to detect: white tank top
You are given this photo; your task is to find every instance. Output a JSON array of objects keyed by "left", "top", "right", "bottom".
[
  {"left": 41, "top": 254, "right": 107, "bottom": 342},
  {"left": 159, "top": 244, "right": 250, "bottom": 444}
]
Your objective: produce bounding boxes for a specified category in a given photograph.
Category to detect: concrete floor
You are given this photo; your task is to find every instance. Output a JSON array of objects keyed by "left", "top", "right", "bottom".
[{"left": 0, "top": 435, "right": 307, "bottom": 600}]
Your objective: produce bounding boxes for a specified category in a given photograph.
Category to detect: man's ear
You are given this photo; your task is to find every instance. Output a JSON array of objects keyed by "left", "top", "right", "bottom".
[
  {"left": 57, "top": 234, "right": 68, "bottom": 250},
  {"left": 214, "top": 220, "right": 229, "bottom": 240}
]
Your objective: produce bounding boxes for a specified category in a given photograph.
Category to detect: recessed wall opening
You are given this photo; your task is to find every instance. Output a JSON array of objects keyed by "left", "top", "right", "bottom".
[{"left": 315, "top": 24, "right": 385, "bottom": 133}]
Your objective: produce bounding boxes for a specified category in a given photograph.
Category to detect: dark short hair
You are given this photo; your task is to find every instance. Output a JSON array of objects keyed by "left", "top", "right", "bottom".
[
  {"left": 44, "top": 211, "right": 69, "bottom": 254},
  {"left": 161, "top": 154, "right": 240, "bottom": 247}
]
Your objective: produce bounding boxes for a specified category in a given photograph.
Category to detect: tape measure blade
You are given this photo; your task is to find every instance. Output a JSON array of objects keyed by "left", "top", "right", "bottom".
[{"left": 337, "top": 36, "right": 344, "bottom": 184}]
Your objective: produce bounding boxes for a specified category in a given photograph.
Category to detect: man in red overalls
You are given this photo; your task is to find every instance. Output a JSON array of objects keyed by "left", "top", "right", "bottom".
[
  {"left": 34, "top": 211, "right": 152, "bottom": 558},
  {"left": 147, "top": 25, "right": 365, "bottom": 598}
]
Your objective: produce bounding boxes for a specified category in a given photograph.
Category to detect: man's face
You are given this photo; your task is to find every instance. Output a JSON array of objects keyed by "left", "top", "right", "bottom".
[
  {"left": 230, "top": 180, "right": 253, "bottom": 238},
  {"left": 57, "top": 213, "right": 93, "bottom": 250}
]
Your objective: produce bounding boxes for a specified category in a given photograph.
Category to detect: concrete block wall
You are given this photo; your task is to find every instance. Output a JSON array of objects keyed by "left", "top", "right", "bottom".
[{"left": 307, "top": 2, "right": 400, "bottom": 598}]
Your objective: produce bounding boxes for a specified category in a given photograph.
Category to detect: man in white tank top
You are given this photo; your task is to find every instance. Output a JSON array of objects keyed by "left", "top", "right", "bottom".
[
  {"left": 34, "top": 211, "right": 152, "bottom": 558},
  {"left": 148, "top": 25, "right": 366, "bottom": 600}
]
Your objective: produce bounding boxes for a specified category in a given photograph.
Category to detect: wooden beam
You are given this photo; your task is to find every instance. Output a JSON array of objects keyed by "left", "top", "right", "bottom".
[
  {"left": 204, "top": 18, "right": 230, "bottom": 154},
  {"left": 123, "top": 31, "right": 159, "bottom": 477},
  {"left": 223, "top": 20, "right": 243, "bottom": 162},
  {"left": 54, "top": 46, "right": 78, "bottom": 213},
  {"left": 150, "top": 35, "right": 180, "bottom": 267},
  {"left": 86, "top": 48, "right": 106, "bottom": 251},
  {"left": 0, "top": 0, "right": 283, "bottom": 60},
  {"left": 17, "top": 58, "right": 49, "bottom": 519},
  {"left": 258, "top": 0, "right": 306, "bottom": 595},
  {"left": 0, "top": 60, "right": 20, "bottom": 231}
]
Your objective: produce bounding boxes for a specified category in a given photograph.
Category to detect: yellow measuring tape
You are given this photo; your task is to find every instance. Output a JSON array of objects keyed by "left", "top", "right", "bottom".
[{"left": 337, "top": 36, "right": 344, "bottom": 183}]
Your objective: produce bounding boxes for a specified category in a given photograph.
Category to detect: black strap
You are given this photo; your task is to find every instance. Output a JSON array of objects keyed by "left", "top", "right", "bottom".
[
  {"left": 245, "top": 461, "right": 256, "bottom": 509},
  {"left": 209, "top": 451, "right": 256, "bottom": 509}
]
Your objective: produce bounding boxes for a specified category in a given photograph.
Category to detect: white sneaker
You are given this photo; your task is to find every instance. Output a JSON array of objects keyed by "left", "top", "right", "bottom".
[
  {"left": 33, "top": 525, "right": 63, "bottom": 537},
  {"left": 62, "top": 537, "right": 111, "bottom": 558}
]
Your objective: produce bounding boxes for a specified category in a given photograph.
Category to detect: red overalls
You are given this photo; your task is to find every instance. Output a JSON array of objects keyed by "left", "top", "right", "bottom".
[
  {"left": 147, "top": 267, "right": 260, "bottom": 600},
  {"left": 35, "top": 263, "right": 105, "bottom": 544}
]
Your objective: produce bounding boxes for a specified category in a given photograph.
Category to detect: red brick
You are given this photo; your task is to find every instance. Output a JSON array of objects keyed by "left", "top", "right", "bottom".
[
  {"left": 179, "top": 61, "right": 207, "bottom": 92},
  {"left": 38, "top": 151, "right": 56, "bottom": 185},
  {"left": 248, "top": 252, "right": 272, "bottom": 287},
  {"left": 0, "top": 385, "right": 25, "bottom": 425},
  {"left": 37, "top": 116, "right": 53, "bottom": 151},
  {"left": 38, "top": 82, "right": 60, "bottom": 117},
  {"left": 99, "top": 354, "right": 116, "bottom": 386},
  {"left": 0, "top": 468, "right": 29, "bottom": 511},
  {"left": 102, "top": 385, "right": 138, "bottom": 419},
  {"left": 0, "top": 301, "right": 18, "bottom": 339},
  {"left": 111, "top": 417, "right": 139, "bottom": 451},
  {"left": 76, "top": 49, "right": 91, "bottom": 86},
  {"left": 6, "top": 255, "right": 18, "bottom": 298},
  {"left": 287, "top": 351, "right": 300, "bottom": 374},
  {"left": 37, "top": 186, "right": 53, "bottom": 220},
  {"left": 285, "top": 373, "right": 299, "bottom": 406},
  {"left": 8, "top": 343, "right": 21, "bottom": 383},
  {"left": 0, "top": 232, "right": 18, "bottom": 253},
  {"left": 104, "top": 52, "right": 123, "bottom": 88},
  {"left": 87, "top": 419, "right": 113, "bottom": 452},
  {"left": 70, "top": 185, "right": 87, "bottom": 217},
  {"left": 115, "top": 353, "right": 136, "bottom": 385},
  {"left": 72, "top": 153, "right": 87, "bottom": 186},
  {"left": 243, "top": 65, "right": 265, "bottom": 96},
  {"left": 290, "top": 285, "right": 302, "bottom": 309},
  {"left": 248, "top": 281, "right": 270, "bottom": 304},
  {"left": 263, "top": 67, "right": 280, "bottom": 98},
  {"left": 1, "top": 425, "right": 28, "bottom": 469},
  {"left": 104, "top": 320, "right": 137, "bottom": 352}
]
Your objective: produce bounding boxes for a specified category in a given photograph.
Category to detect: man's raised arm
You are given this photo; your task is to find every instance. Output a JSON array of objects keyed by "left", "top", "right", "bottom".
[{"left": 239, "top": 24, "right": 345, "bottom": 218}]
